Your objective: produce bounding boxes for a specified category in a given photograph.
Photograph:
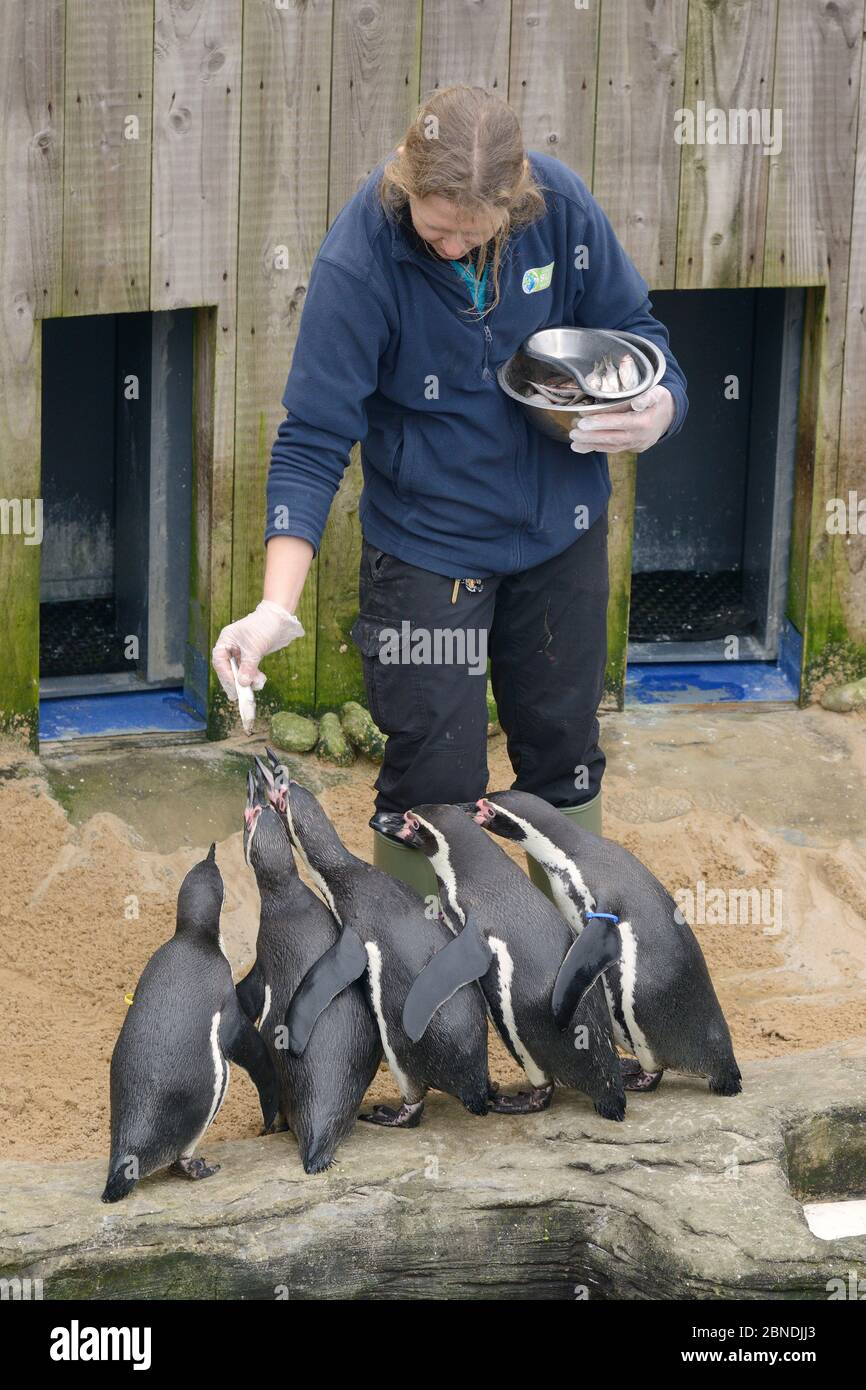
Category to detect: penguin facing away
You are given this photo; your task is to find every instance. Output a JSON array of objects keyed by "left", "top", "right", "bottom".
[
  {"left": 476, "top": 790, "right": 742, "bottom": 1096},
  {"left": 387, "top": 803, "right": 627, "bottom": 1121},
  {"left": 102, "top": 844, "right": 279, "bottom": 1203},
  {"left": 259, "top": 752, "right": 491, "bottom": 1129},
  {"left": 239, "top": 764, "right": 382, "bottom": 1172}
]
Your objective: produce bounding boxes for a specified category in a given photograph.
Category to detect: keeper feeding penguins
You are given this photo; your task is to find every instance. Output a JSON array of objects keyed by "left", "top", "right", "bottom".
[{"left": 213, "top": 85, "right": 687, "bottom": 866}]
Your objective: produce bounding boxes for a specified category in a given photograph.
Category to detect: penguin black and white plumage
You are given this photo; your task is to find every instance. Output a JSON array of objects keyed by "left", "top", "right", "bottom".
[
  {"left": 259, "top": 754, "right": 491, "bottom": 1129},
  {"left": 101, "top": 845, "right": 279, "bottom": 1203},
  {"left": 476, "top": 790, "right": 742, "bottom": 1096},
  {"left": 239, "top": 766, "right": 382, "bottom": 1172},
  {"left": 388, "top": 803, "right": 626, "bottom": 1121}
]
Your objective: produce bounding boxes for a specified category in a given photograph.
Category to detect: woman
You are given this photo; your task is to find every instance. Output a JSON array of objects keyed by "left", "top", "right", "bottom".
[{"left": 213, "top": 86, "right": 687, "bottom": 857}]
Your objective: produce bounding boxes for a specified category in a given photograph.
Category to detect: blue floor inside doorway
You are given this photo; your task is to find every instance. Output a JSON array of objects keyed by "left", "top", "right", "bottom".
[
  {"left": 39, "top": 688, "right": 206, "bottom": 741},
  {"left": 626, "top": 621, "right": 802, "bottom": 704}
]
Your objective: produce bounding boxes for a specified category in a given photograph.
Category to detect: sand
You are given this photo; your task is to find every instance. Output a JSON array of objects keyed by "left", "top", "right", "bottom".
[{"left": 1, "top": 711, "right": 865, "bottom": 1164}]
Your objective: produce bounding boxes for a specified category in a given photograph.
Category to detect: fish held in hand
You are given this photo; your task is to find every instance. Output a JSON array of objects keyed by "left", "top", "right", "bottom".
[{"left": 230, "top": 655, "right": 257, "bottom": 735}]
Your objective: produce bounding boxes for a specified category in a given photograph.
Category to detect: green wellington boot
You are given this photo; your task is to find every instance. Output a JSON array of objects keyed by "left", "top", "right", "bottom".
[
  {"left": 372, "top": 826, "right": 440, "bottom": 901},
  {"left": 524, "top": 791, "right": 603, "bottom": 901}
]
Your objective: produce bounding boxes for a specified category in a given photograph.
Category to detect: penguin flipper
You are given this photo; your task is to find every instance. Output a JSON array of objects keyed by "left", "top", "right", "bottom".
[
  {"left": 236, "top": 960, "right": 265, "bottom": 1023},
  {"left": 220, "top": 998, "right": 280, "bottom": 1131},
  {"left": 552, "top": 918, "right": 621, "bottom": 1030},
  {"left": 402, "top": 916, "right": 492, "bottom": 1043},
  {"left": 284, "top": 927, "right": 369, "bottom": 1056}
]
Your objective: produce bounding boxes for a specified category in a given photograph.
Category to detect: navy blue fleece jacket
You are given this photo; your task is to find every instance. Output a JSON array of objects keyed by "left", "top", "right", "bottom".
[{"left": 265, "top": 151, "right": 687, "bottom": 578}]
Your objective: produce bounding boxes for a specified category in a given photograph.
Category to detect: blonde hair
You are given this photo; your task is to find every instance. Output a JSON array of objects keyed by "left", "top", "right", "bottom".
[{"left": 380, "top": 85, "right": 545, "bottom": 314}]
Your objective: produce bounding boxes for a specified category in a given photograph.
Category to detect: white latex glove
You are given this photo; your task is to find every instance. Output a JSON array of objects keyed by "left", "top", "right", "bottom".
[
  {"left": 212, "top": 600, "right": 305, "bottom": 700},
  {"left": 569, "top": 385, "right": 675, "bottom": 455}
]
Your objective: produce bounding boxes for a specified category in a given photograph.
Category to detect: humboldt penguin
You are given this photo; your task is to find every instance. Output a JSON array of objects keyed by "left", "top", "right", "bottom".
[
  {"left": 239, "top": 764, "right": 382, "bottom": 1171},
  {"left": 387, "top": 803, "right": 626, "bottom": 1120},
  {"left": 476, "top": 789, "right": 742, "bottom": 1096},
  {"left": 258, "top": 753, "right": 490, "bottom": 1128},
  {"left": 102, "top": 845, "right": 279, "bottom": 1202}
]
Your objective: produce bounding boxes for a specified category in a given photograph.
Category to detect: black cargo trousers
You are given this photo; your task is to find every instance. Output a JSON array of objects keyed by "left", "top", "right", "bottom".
[{"left": 349, "top": 508, "right": 609, "bottom": 815}]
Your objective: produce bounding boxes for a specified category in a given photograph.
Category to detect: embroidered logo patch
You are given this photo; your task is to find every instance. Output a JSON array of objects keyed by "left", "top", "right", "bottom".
[{"left": 522, "top": 261, "right": 554, "bottom": 294}]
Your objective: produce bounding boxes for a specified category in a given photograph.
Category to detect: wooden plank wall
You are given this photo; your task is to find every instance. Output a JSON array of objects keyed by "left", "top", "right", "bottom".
[
  {"left": 233, "top": 0, "right": 333, "bottom": 717},
  {"left": 837, "top": 25, "right": 866, "bottom": 656},
  {"left": 0, "top": 0, "right": 64, "bottom": 743},
  {"left": 151, "top": 0, "right": 243, "bottom": 733},
  {"left": 591, "top": 0, "right": 688, "bottom": 702},
  {"left": 313, "top": 0, "right": 422, "bottom": 713},
  {"left": 764, "top": 0, "right": 864, "bottom": 683},
  {"left": 2, "top": 0, "right": 866, "bottom": 743}
]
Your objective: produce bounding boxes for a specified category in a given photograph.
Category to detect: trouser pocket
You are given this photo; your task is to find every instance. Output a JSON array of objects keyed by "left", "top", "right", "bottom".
[
  {"left": 350, "top": 615, "right": 429, "bottom": 740},
  {"left": 352, "top": 540, "right": 498, "bottom": 811}
]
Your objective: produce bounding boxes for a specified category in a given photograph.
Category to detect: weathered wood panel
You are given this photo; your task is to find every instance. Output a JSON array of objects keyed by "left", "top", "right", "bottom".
[
  {"left": 676, "top": 0, "right": 776, "bottom": 290},
  {"left": 786, "top": 287, "right": 823, "bottom": 642},
  {"left": 594, "top": 0, "right": 687, "bottom": 284},
  {"left": 592, "top": 1, "right": 687, "bottom": 698},
  {"left": 833, "top": 28, "right": 866, "bottom": 656},
  {"left": 0, "top": 0, "right": 65, "bottom": 743},
  {"left": 420, "top": 0, "right": 511, "bottom": 95},
  {"left": 62, "top": 0, "right": 153, "bottom": 316},
  {"left": 603, "top": 457, "right": 637, "bottom": 711},
  {"left": 764, "top": 0, "right": 864, "bottom": 680},
  {"left": 151, "top": 0, "right": 243, "bottom": 310},
  {"left": 315, "top": 0, "right": 423, "bottom": 712},
  {"left": 508, "top": 0, "right": 598, "bottom": 183},
  {"left": 149, "top": 2, "right": 243, "bottom": 730},
  {"left": 233, "top": 0, "right": 334, "bottom": 714}
]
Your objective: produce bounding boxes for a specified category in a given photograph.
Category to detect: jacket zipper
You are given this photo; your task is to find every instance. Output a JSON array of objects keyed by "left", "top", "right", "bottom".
[
  {"left": 481, "top": 322, "right": 493, "bottom": 380},
  {"left": 450, "top": 255, "right": 493, "bottom": 381}
]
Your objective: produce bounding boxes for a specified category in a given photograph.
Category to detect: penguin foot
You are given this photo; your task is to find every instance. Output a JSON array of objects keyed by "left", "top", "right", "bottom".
[
  {"left": 487, "top": 1078, "right": 500, "bottom": 1099},
  {"left": 261, "top": 1115, "right": 291, "bottom": 1136},
  {"left": 359, "top": 1101, "right": 424, "bottom": 1129},
  {"left": 594, "top": 1094, "right": 626, "bottom": 1121},
  {"left": 303, "top": 1153, "right": 338, "bottom": 1174},
  {"left": 488, "top": 1082, "right": 554, "bottom": 1114},
  {"left": 619, "top": 1058, "right": 663, "bottom": 1092},
  {"left": 171, "top": 1156, "right": 220, "bottom": 1181},
  {"left": 709, "top": 1068, "right": 743, "bottom": 1097}
]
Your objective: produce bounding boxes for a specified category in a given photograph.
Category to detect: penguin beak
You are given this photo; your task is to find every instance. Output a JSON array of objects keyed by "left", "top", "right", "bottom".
[
  {"left": 397, "top": 812, "right": 422, "bottom": 845},
  {"left": 253, "top": 754, "right": 274, "bottom": 793},
  {"left": 244, "top": 766, "right": 268, "bottom": 865},
  {"left": 371, "top": 810, "right": 410, "bottom": 843},
  {"left": 262, "top": 747, "right": 290, "bottom": 814},
  {"left": 473, "top": 797, "right": 495, "bottom": 827},
  {"left": 247, "top": 762, "right": 270, "bottom": 809}
]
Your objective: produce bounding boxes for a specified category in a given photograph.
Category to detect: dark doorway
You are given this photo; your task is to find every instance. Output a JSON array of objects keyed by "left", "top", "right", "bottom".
[
  {"left": 40, "top": 310, "right": 194, "bottom": 697},
  {"left": 629, "top": 288, "right": 802, "bottom": 663}
]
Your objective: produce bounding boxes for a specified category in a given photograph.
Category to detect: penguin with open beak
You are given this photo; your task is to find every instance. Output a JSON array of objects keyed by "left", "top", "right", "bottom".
[{"left": 237, "top": 759, "right": 382, "bottom": 1172}]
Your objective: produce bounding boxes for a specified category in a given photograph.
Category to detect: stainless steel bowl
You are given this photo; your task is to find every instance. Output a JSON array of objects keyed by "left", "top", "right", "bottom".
[{"left": 498, "top": 329, "right": 666, "bottom": 443}]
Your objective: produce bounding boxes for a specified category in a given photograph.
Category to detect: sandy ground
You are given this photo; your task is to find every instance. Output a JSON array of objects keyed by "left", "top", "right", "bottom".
[{"left": 1, "top": 703, "right": 865, "bottom": 1163}]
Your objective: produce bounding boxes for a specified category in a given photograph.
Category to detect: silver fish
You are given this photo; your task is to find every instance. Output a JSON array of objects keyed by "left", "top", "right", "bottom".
[
  {"left": 617, "top": 352, "right": 640, "bottom": 392},
  {"left": 585, "top": 360, "right": 604, "bottom": 393},
  {"left": 230, "top": 655, "right": 256, "bottom": 735},
  {"left": 600, "top": 354, "right": 620, "bottom": 393}
]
